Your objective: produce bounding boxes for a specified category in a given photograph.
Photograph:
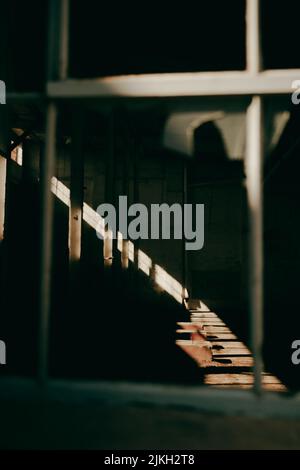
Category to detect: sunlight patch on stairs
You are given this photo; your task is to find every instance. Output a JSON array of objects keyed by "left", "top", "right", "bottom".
[{"left": 176, "top": 299, "right": 287, "bottom": 392}]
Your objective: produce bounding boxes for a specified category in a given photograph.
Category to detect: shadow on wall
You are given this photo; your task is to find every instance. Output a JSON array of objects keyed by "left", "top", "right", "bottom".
[
  {"left": 49, "top": 196, "right": 203, "bottom": 384},
  {"left": 0, "top": 179, "right": 202, "bottom": 385},
  {"left": 186, "top": 121, "right": 246, "bottom": 316}
]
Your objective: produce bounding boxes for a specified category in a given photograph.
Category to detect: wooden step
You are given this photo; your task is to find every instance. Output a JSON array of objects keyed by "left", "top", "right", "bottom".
[
  {"left": 211, "top": 341, "right": 250, "bottom": 349},
  {"left": 204, "top": 373, "right": 283, "bottom": 385},
  {"left": 206, "top": 333, "right": 238, "bottom": 340},
  {"left": 212, "top": 348, "right": 251, "bottom": 356},
  {"left": 190, "top": 312, "right": 219, "bottom": 319},
  {"left": 203, "top": 326, "right": 234, "bottom": 333},
  {"left": 176, "top": 341, "right": 213, "bottom": 366},
  {"left": 210, "top": 356, "right": 254, "bottom": 367}
]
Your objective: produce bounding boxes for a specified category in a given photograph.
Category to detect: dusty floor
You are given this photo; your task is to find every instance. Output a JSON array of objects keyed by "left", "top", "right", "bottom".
[{"left": 1, "top": 400, "right": 300, "bottom": 450}]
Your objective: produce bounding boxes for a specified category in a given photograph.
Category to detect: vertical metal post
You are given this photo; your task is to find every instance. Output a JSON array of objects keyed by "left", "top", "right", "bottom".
[
  {"left": 246, "top": 0, "right": 264, "bottom": 394},
  {"left": 133, "top": 134, "right": 140, "bottom": 267},
  {"left": 246, "top": 0, "right": 262, "bottom": 74},
  {"left": 38, "top": 0, "right": 69, "bottom": 386},
  {"left": 246, "top": 97, "right": 264, "bottom": 395},
  {"left": 0, "top": 108, "right": 9, "bottom": 241},
  {"left": 182, "top": 160, "right": 187, "bottom": 304},
  {"left": 38, "top": 102, "right": 57, "bottom": 385},
  {"left": 69, "top": 111, "right": 84, "bottom": 280},
  {"left": 59, "top": 0, "right": 69, "bottom": 80},
  {"left": 104, "top": 112, "right": 115, "bottom": 267},
  {"left": 0, "top": 156, "right": 6, "bottom": 241},
  {"left": 47, "top": 0, "right": 69, "bottom": 81},
  {"left": 0, "top": 108, "right": 10, "bottom": 322},
  {"left": 121, "top": 121, "right": 130, "bottom": 269}
]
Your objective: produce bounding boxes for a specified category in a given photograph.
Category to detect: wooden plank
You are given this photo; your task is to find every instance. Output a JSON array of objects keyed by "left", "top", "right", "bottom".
[
  {"left": 211, "top": 341, "right": 249, "bottom": 349},
  {"left": 177, "top": 329, "right": 203, "bottom": 334},
  {"left": 176, "top": 340, "right": 210, "bottom": 346},
  {"left": 204, "top": 373, "right": 283, "bottom": 385},
  {"left": 206, "top": 333, "right": 238, "bottom": 340},
  {"left": 203, "top": 326, "right": 234, "bottom": 333},
  {"left": 190, "top": 312, "right": 219, "bottom": 318},
  {"left": 212, "top": 348, "right": 251, "bottom": 356},
  {"left": 211, "top": 357, "right": 254, "bottom": 367},
  {"left": 262, "top": 384, "right": 287, "bottom": 391},
  {"left": 177, "top": 322, "right": 204, "bottom": 329},
  {"left": 176, "top": 341, "right": 253, "bottom": 368},
  {"left": 190, "top": 318, "right": 220, "bottom": 322}
]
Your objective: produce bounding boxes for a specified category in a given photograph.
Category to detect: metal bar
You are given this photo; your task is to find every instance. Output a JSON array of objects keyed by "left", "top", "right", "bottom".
[
  {"left": 246, "top": 95, "right": 264, "bottom": 395},
  {"left": 37, "top": 0, "right": 68, "bottom": 386},
  {"left": 112, "top": 112, "right": 121, "bottom": 268},
  {"left": 47, "top": 0, "right": 69, "bottom": 81},
  {"left": 121, "top": 117, "right": 130, "bottom": 269},
  {"left": 0, "top": 156, "right": 6, "bottom": 241},
  {"left": 0, "top": 107, "right": 9, "bottom": 240},
  {"left": 246, "top": 0, "right": 263, "bottom": 395},
  {"left": 59, "top": 0, "right": 69, "bottom": 80},
  {"left": 47, "top": 0, "right": 60, "bottom": 81},
  {"left": 69, "top": 111, "right": 84, "bottom": 285},
  {"left": 182, "top": 160, "right": 187, "bottom": 303},
  {"left": 47, "top": 69, "right": 300, "bottom": 98},
  {"left": 133, "top": 131, "right": 141, "bottom": 267},
  {"left": 246, "top": 0, "right": 262, "bottom": 73},
  {"left": 103, "top": 112, "right": 115, "bottom": 267},
  {"left": 0, "top": 107, "right": 11, "bottom": 318},
  {"left": 38, "top": 102, "right": 57, "bottom": 385}
]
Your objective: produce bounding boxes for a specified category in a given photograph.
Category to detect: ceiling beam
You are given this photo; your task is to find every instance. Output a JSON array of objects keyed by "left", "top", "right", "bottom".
[{"left": 47, "top": 70, "right": 300, "bottom": 99}]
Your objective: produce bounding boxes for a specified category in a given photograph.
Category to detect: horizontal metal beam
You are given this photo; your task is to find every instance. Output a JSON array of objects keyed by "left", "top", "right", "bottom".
[{"left": 47, "top": 70, "right": 300, "bottom": 99}]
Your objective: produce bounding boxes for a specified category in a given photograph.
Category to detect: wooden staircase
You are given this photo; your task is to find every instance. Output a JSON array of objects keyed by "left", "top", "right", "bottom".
[{"left": 176, "top": 300, "right": 287, "bottom": 392}]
